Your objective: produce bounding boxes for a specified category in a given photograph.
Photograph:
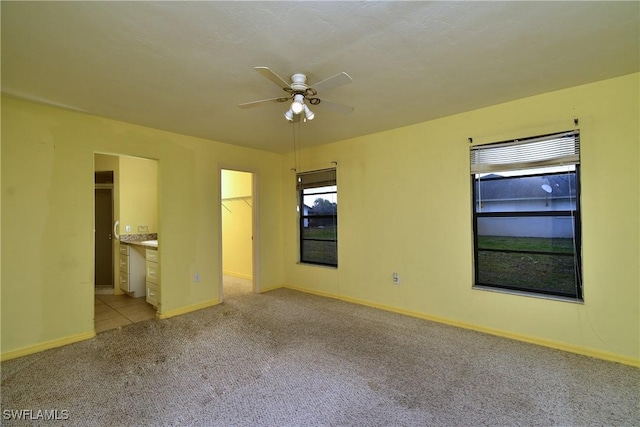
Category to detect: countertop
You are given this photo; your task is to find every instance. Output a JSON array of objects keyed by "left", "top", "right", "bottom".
[
  {"left": 121, "top": 240, "right": 158, "bottom": 249},
  {"left": 119, "top": 233, "right": 158, "bottom": 249}
]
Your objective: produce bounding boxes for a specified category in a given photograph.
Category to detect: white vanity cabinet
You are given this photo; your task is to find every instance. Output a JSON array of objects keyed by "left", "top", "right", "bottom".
[
  {"left": 145, "top": 248, "right": 160, "bottom": 308},
  {"left": 118, "top": 243, "right": 146, "bottom": 297}
]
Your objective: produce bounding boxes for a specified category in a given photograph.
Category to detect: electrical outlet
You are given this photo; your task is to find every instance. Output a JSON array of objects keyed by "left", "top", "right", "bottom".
[
  {"left": 125, "top": 225, "right": 131, "bottom": 233},
  {"left": 393, "top": 272, "right": 400, "bottom": 285},
  {"left": 194, "top": 273, "right": 200, "bottom": 282}
]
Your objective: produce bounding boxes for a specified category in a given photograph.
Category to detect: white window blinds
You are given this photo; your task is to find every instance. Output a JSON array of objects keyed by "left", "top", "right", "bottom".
[
  {"left": 297, "top": 168, "right": 336, "bottom": 190},
  {"left": 470, "top": 130, "right": 580, "bottom": 174}
]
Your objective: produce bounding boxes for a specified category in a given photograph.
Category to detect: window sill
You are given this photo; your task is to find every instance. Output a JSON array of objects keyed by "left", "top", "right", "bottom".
[
  {"left": 297, "top": 262, "right": 338, "bottom": 270},
  {"left": 472, "top": 285, "right": 584, "bottom": 304}
]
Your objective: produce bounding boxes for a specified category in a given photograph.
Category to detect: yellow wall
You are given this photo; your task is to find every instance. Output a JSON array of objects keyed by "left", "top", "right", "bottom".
[
  {"left": 2, "top": 73, "right": 638, "bottom": 365},
  {"left": 282, "top": 73, "right": 640, "bottom": 365},
  {"left": 95, "top": 154, "right": 119, "bottom": 176},
  {"left": 221, "top": 169, "right": 252, "bottom": 199},
  {"left": 1, "top": 96, "right": 284, "bottom": 359},
  {"left": 221, "top": 170, "right": 253, "bottom": 279},
  {"left": 119, "top": 156, "right": 158, "bottom": 235}
]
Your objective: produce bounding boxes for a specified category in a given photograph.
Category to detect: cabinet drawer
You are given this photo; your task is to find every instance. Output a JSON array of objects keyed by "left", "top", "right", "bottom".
[
  {"left": 119, "top": 254, "right": 129, "bottom": 273},
  {"left": 119, "top": 244, "right": 129, "bottom": 255},
  {"left": 119, "top": 271, "right": 130, "bottom": 291},
  {"left": 146, "top": 261, "right": 160, "bottom": 284},
  {"left": 146, "top": 249, "right": 159, "bottom": 263},
  {"left": 146, "top": 282, "right": 159, "bottom": 307}
]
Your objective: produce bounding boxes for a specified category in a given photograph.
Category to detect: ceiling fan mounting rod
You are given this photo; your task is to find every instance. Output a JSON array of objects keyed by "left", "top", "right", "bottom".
[
  {"left": 284, "top": 73, "right": 317, "bottom": 97},
  {"left": 290, "top": 73, "right": 307, "bottom": 92}
]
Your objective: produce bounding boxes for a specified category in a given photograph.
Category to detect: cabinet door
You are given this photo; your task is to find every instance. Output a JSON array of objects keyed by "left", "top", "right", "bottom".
[
  {"left": 145, "top": 249, "right": 159, "bottom": 263},
  {"left": 146, "top": 261, "right": 160, "bottom": 284},
  {"left": 146, "top": 282, "right": 159, "bottom": 307},
  {"left": 119, "top": 271, "right": 130, "bottom": 292},
  {"left": 119, "top": 254, "right": 129, "bottom": 273}
]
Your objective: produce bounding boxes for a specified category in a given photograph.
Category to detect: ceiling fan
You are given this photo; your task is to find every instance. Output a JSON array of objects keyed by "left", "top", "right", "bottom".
[{"left": 238, "top": 67, "right": 354, "bottom": 122}]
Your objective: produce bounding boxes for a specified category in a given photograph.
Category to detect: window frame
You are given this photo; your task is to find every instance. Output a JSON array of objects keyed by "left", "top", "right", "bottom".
[
  {"left": 470, "top": 131, "right": 583, "bottom": 301},
  {"left": 297, "top": 168, "right": 338, "bottom": 267}
]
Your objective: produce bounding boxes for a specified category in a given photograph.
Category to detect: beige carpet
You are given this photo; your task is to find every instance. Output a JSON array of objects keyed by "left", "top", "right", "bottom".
[
  {"left": 223, "top": 274, "right": 253, "bottom": 300},
  {"left": 1, "top": 288, "right": 638, "bottom": 426}
]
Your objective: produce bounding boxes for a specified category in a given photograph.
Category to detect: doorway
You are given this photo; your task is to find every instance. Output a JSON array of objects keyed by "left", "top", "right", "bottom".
[
  {"left": 94, "top": 153, "right": 159, "bottom": 332},
  {"left": 221, "top": 169, "right": 255, "bottom": 300},
  {"left": 95, "top": 174, "right": 114, "bottom": 293}
]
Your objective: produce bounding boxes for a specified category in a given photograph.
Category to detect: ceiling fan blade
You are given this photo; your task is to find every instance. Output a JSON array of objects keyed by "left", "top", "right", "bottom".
[
  {"left": 315, "top": 98, "right": 355, "bottom": 115},
  {"left": 254, "top": 67, "right": 291, "bottom": 90},
  {"left": 311, "top": 72, "right": 353, "bottom": 94},
  {"left": 238, "top": 97, "right": 289, "bottom": 109}
]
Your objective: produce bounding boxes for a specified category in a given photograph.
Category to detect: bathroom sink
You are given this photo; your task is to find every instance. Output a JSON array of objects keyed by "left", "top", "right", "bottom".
[{"left": 141, "top": 240, "right": 158, "bottom": 247}]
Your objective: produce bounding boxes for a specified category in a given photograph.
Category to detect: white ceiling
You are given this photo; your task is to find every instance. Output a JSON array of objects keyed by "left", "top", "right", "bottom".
[{"left": 2, "top": 1, "right": 638, "bottom": 153}]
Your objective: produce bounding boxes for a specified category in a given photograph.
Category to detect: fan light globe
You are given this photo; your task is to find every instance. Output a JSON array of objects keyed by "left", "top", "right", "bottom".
[
  {"left": 284, "top": 109, "right": 294, "bottom": 121},
  {"left": 291, "top": 94, "right": 305, "bottom": 114},
  {"left": 304, "top": 105, "right": 315, "bottom": 120},
  {"left": 291, "top": 101, "right": 304, "bottom": 114}
]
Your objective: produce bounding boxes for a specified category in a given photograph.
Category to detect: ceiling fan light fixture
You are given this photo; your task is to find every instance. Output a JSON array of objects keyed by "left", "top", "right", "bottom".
[
  {"left": 304, "top": 104, "right": 315, "bottom": 121},
  {"left": 284, "top": 109, "right": 294, "bottom": 121},
  {"left": 291, "top": 102, "right": 304, "bottom": 114},
  {"left": 291, "top": 93, "right": 305, "bottom": 114}
]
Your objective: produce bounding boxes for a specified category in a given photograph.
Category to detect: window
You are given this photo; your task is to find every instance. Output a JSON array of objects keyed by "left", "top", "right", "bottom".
[
  {"left": 298, "top": 168, "right": 337, "bottom": 267},
  {"left": 471, "top": 131, "right": 582, "bottom": 300}
]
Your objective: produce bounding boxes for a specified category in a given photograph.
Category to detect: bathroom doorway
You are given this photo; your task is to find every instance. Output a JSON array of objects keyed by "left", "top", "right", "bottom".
[
  {"left": 220, "top": 169, "right": 256, "bottom": 300},
  {"left": 94, "top": 153, "right": 159, "bottom": 333}
]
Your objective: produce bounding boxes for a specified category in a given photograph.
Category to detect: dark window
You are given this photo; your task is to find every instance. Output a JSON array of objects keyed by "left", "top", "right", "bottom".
[
  {"left": 471, "top": 131, "right": 582, "bottom": 300},
  {"left": 298, "top": 169, "right": 337, "bottom": 267}
]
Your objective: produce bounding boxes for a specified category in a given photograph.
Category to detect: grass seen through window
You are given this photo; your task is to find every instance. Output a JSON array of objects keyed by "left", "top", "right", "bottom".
[
  {"left": 478, "top": 236, "right": 574, "bottom": 253},
  {"left": 476, "top": 236, "right": 578, "bottom": 296}
]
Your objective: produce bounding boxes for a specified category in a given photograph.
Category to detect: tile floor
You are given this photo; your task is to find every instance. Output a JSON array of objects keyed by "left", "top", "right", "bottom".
[
  {"left": 94, "top": 293, "right": 157, "bottom": 334},
  {"left": 95, "top": 276, "right": 251, "bottom": 333}
]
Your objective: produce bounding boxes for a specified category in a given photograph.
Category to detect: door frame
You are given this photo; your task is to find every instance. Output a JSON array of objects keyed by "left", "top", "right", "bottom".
[{"left": 219, "top": 166, "right": 259, "bottom": 302}]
